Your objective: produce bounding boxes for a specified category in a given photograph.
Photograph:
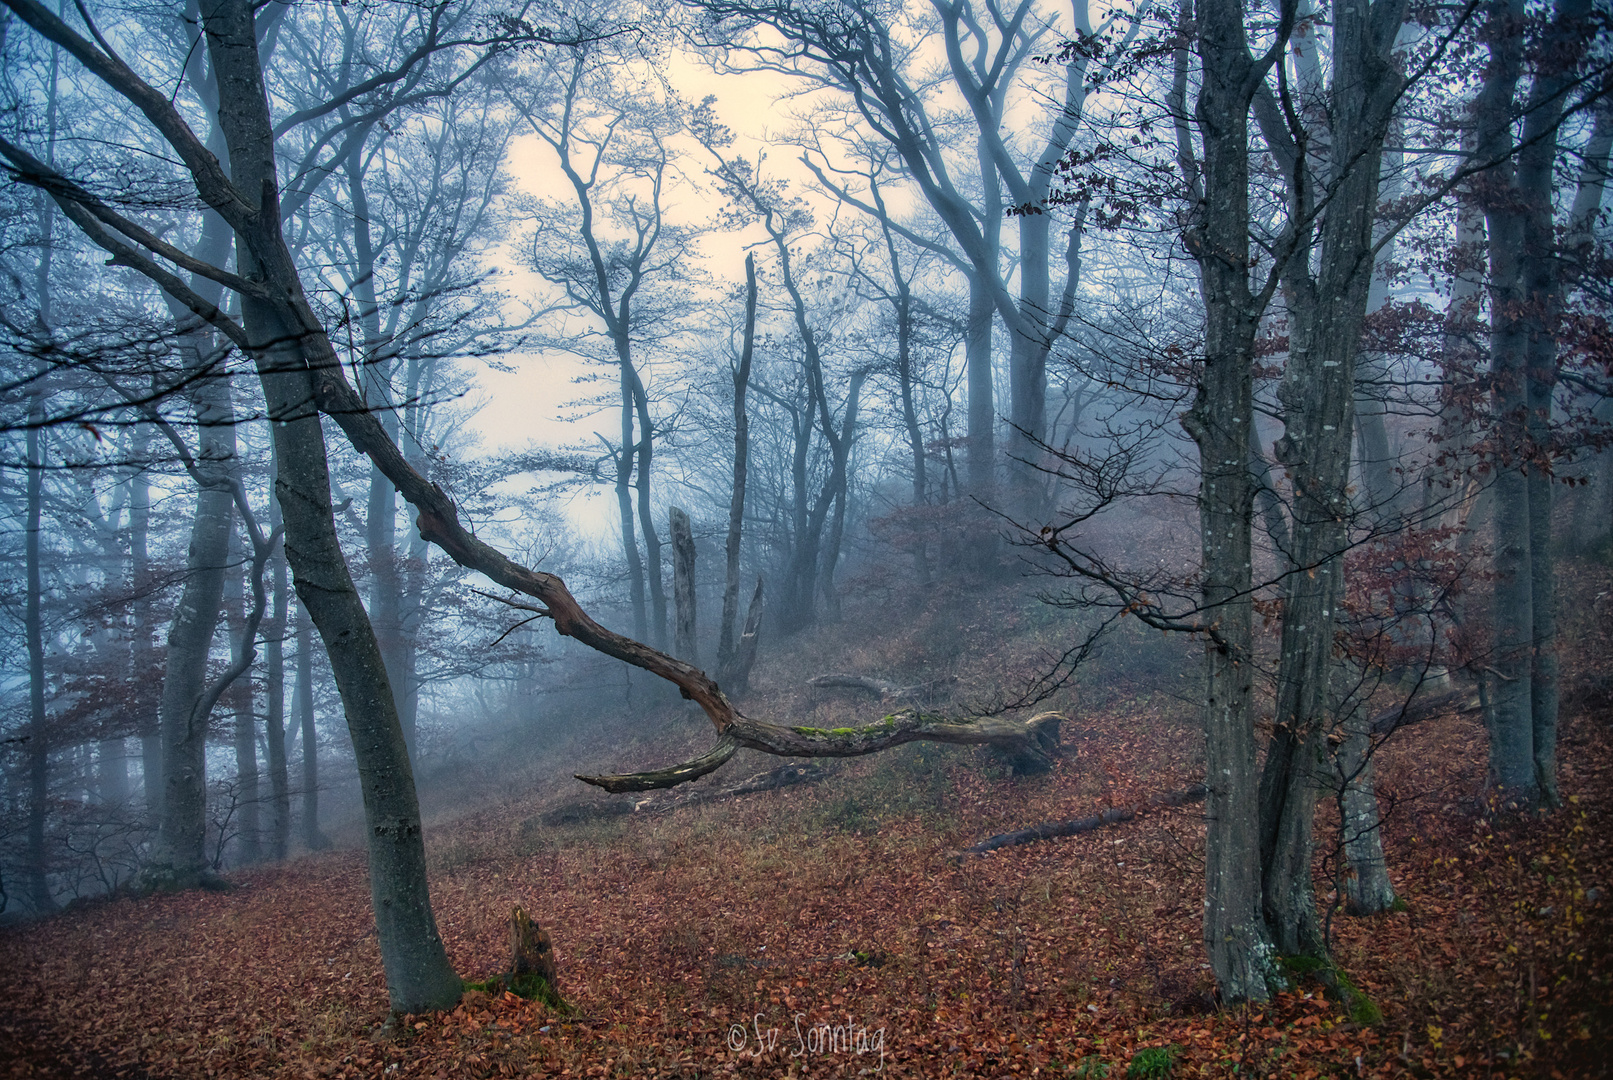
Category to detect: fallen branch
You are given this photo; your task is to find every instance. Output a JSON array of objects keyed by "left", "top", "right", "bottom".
[
  {"left": 634, "top": 761, "right": 830, "bottom": 814},
  {"left": 1368, "top": 688, "right": 1482, "bottom": 736},
  {"left": 957, "top": 782, "right": 1208, "bottom": 857}
]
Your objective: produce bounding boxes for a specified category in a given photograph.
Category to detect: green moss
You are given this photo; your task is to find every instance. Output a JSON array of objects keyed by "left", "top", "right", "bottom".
[
  {"left": 1071, "top": 1055, "right": 1110, "bottom": 1078},
  {"left": 795, "top": 721, "right": 899, "bottom": 738},
  {"left": 1389, "top": 896, "right": 1411, "bottom": 913},
  {"left": 462, "top": 974, "right": 571, "bottom": 1014},
  {"left": 1279, "top": 953, "right": 1328, "bottom": 975},
  {"left": 1278, "top": 956, "right": 1381, "bottom": 1027}
]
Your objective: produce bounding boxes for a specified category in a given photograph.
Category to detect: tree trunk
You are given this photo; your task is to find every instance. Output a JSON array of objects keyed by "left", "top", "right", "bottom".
[
  {"left": 727, "top": 576, "right": 765, "bottom": 694},
  {"left": 197, "top": 0, "right": 460, "bottom": 1012},
  {"left": 1336, "top": 702, "right": 1396, "bottom": 915},
  {"left": 717, "top": 254, "right": 757, "bottom": 681},
  {"left": 670, "top": 506, "right": 698, "bottom": 664},
  {"left": 225, "top": 524, "right": 261, "bottom": 865},
  {"left": 264, "top": 494, "right": 291, "bottom": 862},
  {"left": 1257, "top": 0, "right": 1406, "bottom": 954},
  {"left": 25, "top": 381, "right": 53, "bottom": 913},
  {"left": 633, "top": 378, "right": 668, "bottom": 651},
  {"left": 295, "top": 609, "right": 328, "bottom": 852},
  {"left": 615, "top": 372, "right": 648, "bottom": 640},
  {"left": 966, "top": 269, "right": 996, "bottom": 499},
  {"left": 129, "top": 420, "right": 163, "bottom": 808},
  {"left": 147, "top": 330, "right": 236, "bottom": 890},
  {"left": 1476, "top": 0, "right": 1590, "bottom": 809},
  {"left": 1179, "top": 0, "right": 1279, "bottom": 1002}
]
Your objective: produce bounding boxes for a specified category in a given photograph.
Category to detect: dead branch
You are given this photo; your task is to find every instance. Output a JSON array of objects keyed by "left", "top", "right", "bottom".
[
  {"left": 957, "top": 781, "right": 1208, "bottom": 857},
  {"left": 633, "top": 761, "right": 829, "bottom": 814},
  {"left": 1368, "top": 688, "right": 1482, "bottom": 736}
]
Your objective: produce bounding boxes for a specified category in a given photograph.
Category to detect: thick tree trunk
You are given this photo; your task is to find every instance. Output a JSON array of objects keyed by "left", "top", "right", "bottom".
[
  {"left": 1475, "top": 0, "right": 1590, "bottom": 809},
  {"left": 1179, "top": 0, "right": 1279, "bottom": 1003},
  {"left": 197, "top": 0, "right": 460, "bottom": 1012}
]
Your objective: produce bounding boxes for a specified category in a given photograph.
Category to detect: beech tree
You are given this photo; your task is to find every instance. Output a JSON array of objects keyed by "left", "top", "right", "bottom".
[{"left": 0, "top": 0, "right": 1070, "bottom": 1012}]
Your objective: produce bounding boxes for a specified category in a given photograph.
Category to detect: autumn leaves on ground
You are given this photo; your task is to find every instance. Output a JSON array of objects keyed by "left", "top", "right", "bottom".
[{"left": 3, "top": 574, "right": 1611, "bottom": 1080}]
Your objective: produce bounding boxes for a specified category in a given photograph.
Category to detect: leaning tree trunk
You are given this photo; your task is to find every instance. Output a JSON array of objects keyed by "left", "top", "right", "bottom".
[{"left": 201, "top": 0, "right": 461, "bottom": 1013}]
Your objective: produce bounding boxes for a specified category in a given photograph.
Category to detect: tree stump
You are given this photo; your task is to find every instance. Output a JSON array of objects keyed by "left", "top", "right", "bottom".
[{"left": 506, "top": 906, "right": 563, "bottom": 1008}]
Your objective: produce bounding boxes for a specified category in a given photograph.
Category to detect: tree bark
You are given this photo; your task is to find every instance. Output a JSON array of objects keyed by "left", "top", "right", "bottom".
[
  {"left": 148, "top": 329, "right": 236, "bottom": 890},
  {"left": 1178, "top": 0, "right": 1281, "bottom": 1003},
  {"left": 1256, "top": 0, "right": 1407, "bottom": 955}
]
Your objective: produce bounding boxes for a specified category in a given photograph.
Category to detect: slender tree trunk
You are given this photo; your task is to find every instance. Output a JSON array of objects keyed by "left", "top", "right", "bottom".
[
  {"left": 25, "top": 382, "right": 53, "bottom": 913},
  {"left": 717, "top": 254, "right": 757, "bottom": 682},
  {"left": 129, "top": 421, "right": 163, "bottom": 808},
  {"left": 264, "top": 488, "right": 290, "bottom": 862},
  {"left": 225, "top": 524, "right": 261, "bottom": 865},
  {"left": 818, "top": 371, "right": 866, "bottom": 621},
  {"left": 295, "top": 609, "right": 327, "bottom": 851},
  {"left": 966, "top": 270, "right": 995, "bottom": 499},
  {"left": 148, "top": 340, "right": 236, "bottom": 890},
  {"left": 616, "top": 371, "right": 647, "bottom": 639},
  {"left": 633, "top": 377, "right": 667, "bottom": 650},
  {"left": 670, "top": 507, "right": 697, "bottom": 664}
]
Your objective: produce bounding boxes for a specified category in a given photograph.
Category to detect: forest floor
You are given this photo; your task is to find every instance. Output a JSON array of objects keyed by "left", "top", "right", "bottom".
[{"left": 2, "top": 569, "right": 1611, "bottom": 1079}]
